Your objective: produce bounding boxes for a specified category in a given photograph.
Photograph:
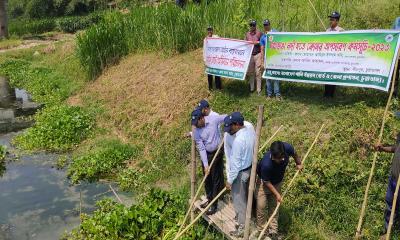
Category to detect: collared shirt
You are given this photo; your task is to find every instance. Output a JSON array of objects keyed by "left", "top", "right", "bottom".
[
  {"left": 194, "top": 113, "right": 227, "bottom": 167},
  {"left": 326, "top": 26, "right": 344, "bottom": 32},
  {"left": 245, "top": 30, "right": 263, "bottom": 55},
  {"left": 257, "top": 142, "right": 295, "bottom": 185},
  {"left": 225, "top": 121, "right": 255, "bottom": 184},
  {"left": 260, "top": 29, "right": 278, "bottom": 47}
]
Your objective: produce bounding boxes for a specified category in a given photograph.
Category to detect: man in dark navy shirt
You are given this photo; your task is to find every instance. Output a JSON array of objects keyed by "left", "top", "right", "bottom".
[{"left": 256, "top": 141, "right": 302, "bottom": 238}]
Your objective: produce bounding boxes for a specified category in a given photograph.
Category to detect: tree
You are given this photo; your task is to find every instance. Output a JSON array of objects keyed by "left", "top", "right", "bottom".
[{"left": 0, "top": 0, "right": 8, "bottom": 38}]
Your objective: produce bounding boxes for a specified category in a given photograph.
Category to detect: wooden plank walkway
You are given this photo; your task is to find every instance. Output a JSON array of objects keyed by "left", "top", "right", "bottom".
[{"left": 194, "top": 195, "right": 262, "bottom": 240}]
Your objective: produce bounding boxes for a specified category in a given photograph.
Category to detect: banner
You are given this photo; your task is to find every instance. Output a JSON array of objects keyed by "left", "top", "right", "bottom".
[
  {"left": 263, "top": 30, "right": 400, "bottom": 91},
  {"left": 204, "top": 37, "right": 254, "bottom": 80}
]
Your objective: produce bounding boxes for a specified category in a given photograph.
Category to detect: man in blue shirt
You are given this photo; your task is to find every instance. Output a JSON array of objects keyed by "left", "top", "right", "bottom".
[
  {"left": 256, "top": 141, "right": 302, "bottom": 238},
  {"left": 191, "top": 108, "right": 227, "bottom": 215},
  {"left": 223, "top": 112, "right": 255, "bottom": 237},
  {"left": 260, "top": 19, "right": 281, "bottom": 100}
]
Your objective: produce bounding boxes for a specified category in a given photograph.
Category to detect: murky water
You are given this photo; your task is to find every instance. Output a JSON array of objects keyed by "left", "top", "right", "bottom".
[{"left": 0, "top": 132, "right": 134, "bottom": 240}]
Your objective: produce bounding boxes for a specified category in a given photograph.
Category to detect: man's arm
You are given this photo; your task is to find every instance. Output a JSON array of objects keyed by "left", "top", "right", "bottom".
[
  {"left": 264, "top": 181, "right": 282, "bottom": 202},
  {"left": 224, "top": 133, "right": 231, "bottom": 180},
  {"left": 375, "top": 144, "right": 396, "bottom": 153},
  {"left": 194, "top": 130, "right": 209, "bottom": 168}
]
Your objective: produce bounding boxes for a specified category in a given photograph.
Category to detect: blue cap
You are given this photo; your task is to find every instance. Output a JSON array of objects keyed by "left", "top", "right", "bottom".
[
  {"left": 191, "top": 109, "right": 203, "bottom": 126},
  {"left": 249, "top": 20, "right": 257, "bottom": 26},
  {"left": 223, "top": 112, "right": 244, "bottom": 132},
  {"left": 263, "top": 19, "right": 270, "bottom": 26},
  {"left": 197, "top": 99, "right": 210, "bottom": 111},
  {"left": 328, "top": 11, "right": 340, "bottom": 20},
  {"left": 393, "top": 17, "right": 400, "bottom": 30}
]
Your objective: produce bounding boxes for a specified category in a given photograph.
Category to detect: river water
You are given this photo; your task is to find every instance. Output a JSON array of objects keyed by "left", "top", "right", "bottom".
[{"left": 0, "top": 133, "right": 134, "bottom": 240}]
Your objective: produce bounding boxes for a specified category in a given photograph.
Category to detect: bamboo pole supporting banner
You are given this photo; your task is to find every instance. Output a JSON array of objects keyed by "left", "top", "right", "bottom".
[
  {"left": 307, "top": 0, "right": 326, "bottom": 30},
  {"left": 244, "top": 105, "right": 265, "bottom": 240},
  {"left": 173, "top": 187, "right": 227, "bottom": 240},
  {"left": 177, "top": 140, "right": 224, "bottom": 234},
  {"left": 258, "top": 124, "right": 325, "bottom": 240},
  {"left": 384, "top": 56, "right": 400, "bottom": 240},
  {"left": 190, "top": 125, "right": 196, "bottom": 222},
  {"left": 355, "top": 54, "right": 399, "bottom": 239}
]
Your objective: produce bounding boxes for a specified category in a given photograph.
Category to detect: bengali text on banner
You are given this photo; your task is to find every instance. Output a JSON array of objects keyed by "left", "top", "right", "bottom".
[
  {"left": 263, "top": 30, "right": 400, "bottom": 91},
  {"left": 204, "top": 37, "right": 254, "bottom": 80}
]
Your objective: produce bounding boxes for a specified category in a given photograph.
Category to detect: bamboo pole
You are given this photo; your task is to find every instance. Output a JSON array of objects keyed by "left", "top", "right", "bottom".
[
  {"left": 190, "top": 125, "right": 196, "bottom": 222},
  {"left": 384, "top": 56, "right": 400, "bottom": 240},
  {"left": 173, "top": 187, "right": 227, "bottom": 240},
  {"left": 307, "top": 0, "right": 326, "bottom": 30},
  {"left": 355, "top": 53, "right": 399, "bottom": 239},
  {"left": 109, "top": 184, "right": 123, "bottom": 204},
  {"left": 177, "top": 140, "right": 224, "bottom": 234},
  {"left": 258, "top": 123, "right": 325, "bottom": 240},
  {"left": 244, "top": 105, "right": 264, "bottom": 240},
  {"left": 259, "top": 125, "right": 284, "bottom": 154}
]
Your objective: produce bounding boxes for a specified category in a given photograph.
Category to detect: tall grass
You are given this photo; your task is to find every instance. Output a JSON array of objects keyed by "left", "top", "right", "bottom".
[{"left": 76, "top": 0, "right": 399, "bottom": 78}]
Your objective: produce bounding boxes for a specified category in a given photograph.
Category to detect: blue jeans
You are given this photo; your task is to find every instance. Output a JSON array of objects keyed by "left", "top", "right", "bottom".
[
  {"left": 266, "top": 79, "right": 280, "bottom": 96},
  {"left": 384, "top": 176, "right": 400, "bottom": 230}
]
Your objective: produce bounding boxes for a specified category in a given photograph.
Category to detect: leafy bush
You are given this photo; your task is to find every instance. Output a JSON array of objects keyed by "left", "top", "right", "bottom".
[
  {"left": 64, "top": 189, "right": 223, "bottom": 240},
  {"left": 56, "top": 12, "right": 104, "bottom": 33},
  {"left": 67, "top": 140, "right": 138, "bottom": 183},
  {"left": 9, "top": 18, "right": 57, "bottom": 36},
  {"left": 117, "top": 168, "right": 146, "bottom": 192},
  {"left": 14, "top": 105, "right": 94, "bottom": 151},
  {"left": 76, "top": 12, "right": 128, "bottom": 79},
  {"left": 0, "top": 59, "right": 73, "bottom": 104}
]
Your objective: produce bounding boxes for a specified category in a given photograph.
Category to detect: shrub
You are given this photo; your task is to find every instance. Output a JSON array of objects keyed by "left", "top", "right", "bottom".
[
  {"left": 14, "top": 105, "right": 94, "bottom": 151},
  {"left": 0, "top": 59, "right": 73, "bottom": 104},
  {"left": 67, "top": 140, "right": 138, "bottom": 183},
  {"left": 56, "top": 12, "right": 104, "bottom": 33},
  {"left": 9, "top": 18, "right": 57, "bottom": 36},
  {"left": 64, "top": 189, "right": 223, "bottom": 240},
  {"left": 117, "top": 168, "right": 146, "bottom": 192}
]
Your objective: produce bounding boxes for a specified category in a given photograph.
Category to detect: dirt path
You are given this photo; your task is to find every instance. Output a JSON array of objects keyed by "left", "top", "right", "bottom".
[{"left": 0, "top": 33, "right": 75, "bottom": 53}]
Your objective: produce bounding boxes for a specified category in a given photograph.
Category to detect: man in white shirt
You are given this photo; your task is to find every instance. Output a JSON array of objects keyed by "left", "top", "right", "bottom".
[
  {"left": 223, "top": 112, "right": 255, "bottom": 237},
  {"left": 204, "top": 26, "right": 222, "bottom": 90},
  {"left": 324, "top": 11, "right": 344, "bottom": 98}
]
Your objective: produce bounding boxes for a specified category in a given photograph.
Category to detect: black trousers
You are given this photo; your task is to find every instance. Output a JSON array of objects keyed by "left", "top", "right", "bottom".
[
  {"left": 202, "top": 148, "right": 225, "bottom": 204},
  {"left": 207, "top": 74, "right": 222, "bottom": 90},
  {"left": 324, "top": 84, "right": 336, "bottom": 97}
]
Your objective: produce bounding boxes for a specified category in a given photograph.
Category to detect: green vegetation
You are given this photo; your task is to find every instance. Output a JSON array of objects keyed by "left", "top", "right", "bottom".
[
  {"left": 0, "top": 145, "right": 6, "bottom": 177},
  {"left": 14, "top": 105, "right": 94, "bottom": 151},
  {"left": 8, "top": 12, "right": 104, "bottom": 37},
  {"left": 8, "top": 0, "right": 108, "bottom": 19},
  {"left": 67, "top": 140, "right": 138, "bottom": 183},
  {"left": 76, "top": 0, "right": 399, "bottom": 78},
  {"left": 63, "top": 189, "right": 223, "bottom": 240}
]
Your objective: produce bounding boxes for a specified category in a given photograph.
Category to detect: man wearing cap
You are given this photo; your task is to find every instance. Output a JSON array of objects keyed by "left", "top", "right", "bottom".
[
  {"left": 245, "top": 20, "right": 263, "bottom": 95},
  {"left": 324, "top": 11, "right": 344, "bottom": 98},
  {"left": 256, "top": 141, "right": 302, "bottom": 238},
  {"left": 223, "top": 112, "right": 255, "bottom": 237},
  {"left": 191, "top": 108, "right": 227, "bottom": 215},
  {"left": 260, "top": 19, "right": 281, "bottom": 100},
  {"left": 204, "top": 26, "right": 222, "bottom": 91},
  {"left": 197, "top": 99, "right": 219, "bottom": 117}
]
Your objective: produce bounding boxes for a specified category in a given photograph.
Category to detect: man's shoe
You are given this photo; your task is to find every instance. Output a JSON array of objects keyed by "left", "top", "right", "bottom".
[
  {"left": 200, "top": 200, "right": 209, "bottom": 209},
  {"left": 230, "top": 225, "right": 244, "bottom": 238},
  {"left": 266, "top": 95, "right": 273, "bottom": 99},
  {"left": 206, "top": 205, "right": 218, "bottom": 215},
  {"left": 276, "top": 95, "right": 282, "bottom": 101}
]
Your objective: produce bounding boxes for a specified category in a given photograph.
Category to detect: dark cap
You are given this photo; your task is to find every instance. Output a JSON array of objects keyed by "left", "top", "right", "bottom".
[
  {"left": 223, "top": 112, "right": 244, "bottom": 132},
  {"left": 263, "top": 19, "right": 270, "bottom": 26},
  {"left": 249, "top": 20, "right": 257, "bottom": 26},
  {"left": 207, "top": 25, "right": 213, "bottom": 31},
  {"left": 191, "top": 109, "right": 203, "bottom": 126},
  {"left": 197, "top": 99, "right": 210, "bottom": 111},
  {"left": 328, "top": 11, "right": 340, "bottom": 20}
]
